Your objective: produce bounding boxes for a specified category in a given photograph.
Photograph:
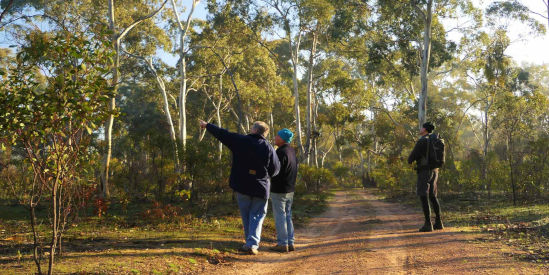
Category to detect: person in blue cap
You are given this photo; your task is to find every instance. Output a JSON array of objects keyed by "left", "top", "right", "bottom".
[{"left": 269, "top": 128, "right": 298, "bottom": 252}]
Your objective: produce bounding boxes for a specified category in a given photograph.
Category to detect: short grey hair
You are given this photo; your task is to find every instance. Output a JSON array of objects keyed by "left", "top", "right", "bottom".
[{"left": 252, "top": 121, "right": 269, "bottom": 137}]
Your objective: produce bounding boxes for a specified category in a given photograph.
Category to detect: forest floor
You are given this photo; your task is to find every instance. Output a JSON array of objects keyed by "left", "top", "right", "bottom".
[
  {"left": 1, "top": 188, "right": 549, "bottom": 274},
  {"left": 202, "top": 189, "right": 549, "bottom": 275}
]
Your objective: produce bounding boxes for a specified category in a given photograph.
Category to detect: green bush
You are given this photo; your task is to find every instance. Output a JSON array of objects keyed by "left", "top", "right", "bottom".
[{"left": 297, "top": 164, "right": 336, "bottom": 194}]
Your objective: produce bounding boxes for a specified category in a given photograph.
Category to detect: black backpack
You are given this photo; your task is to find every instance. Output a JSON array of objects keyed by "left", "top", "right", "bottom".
[{"left": 427, "top": 133, "right": 445, "bottom": 169}]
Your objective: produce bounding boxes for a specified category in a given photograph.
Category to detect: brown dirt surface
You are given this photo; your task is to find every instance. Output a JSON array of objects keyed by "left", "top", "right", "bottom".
[{"left": 202, "top": 189, "right": 549, "bottom": 275}]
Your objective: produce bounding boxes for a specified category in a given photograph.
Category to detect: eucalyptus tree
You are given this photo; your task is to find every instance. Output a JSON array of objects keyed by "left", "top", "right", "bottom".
[
  {"left": 193, "top": 2, "right": 290, "bottom": 129},
  {"left": 373, "top": 1, "right": 477, "bottom": 129},
  {"left": 101, "top": 0, "right": 169, "bottom": 198},
  {"left": 296, "top": 0, "right": 335, "bottom": 164},
  {"left": 170, "top": 0, "right": 200, "bottom": 152},
  {"left": 480, "top": 30, "right": 512, "bottom": 195},
  {"left": 241, "top": 0, "right": 307, "bottom": 155},
  {"left": 123, "top": 51, "right": 180, "bottom": 171},
  {"left": 487, "top": 0, "right": 548, "bottom": 30},
  {"left": 492, "top": 68, "right": 548, "bottom": 205}
]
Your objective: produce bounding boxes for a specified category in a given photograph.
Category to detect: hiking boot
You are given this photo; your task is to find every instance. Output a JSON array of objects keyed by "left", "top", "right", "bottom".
[
  {"left": 288, "top": 244, "right": 295, "bottom": 252},
  {"left": 433, "top": 218, "right": 444, "bottom": 230},
  {"left": 269, "top": 244, "right": 289, "bottom": 253},
  {"left": 249, "top": 247, "right": 259, "bottom": 255},
  {"left": 237, "top": 244, "right": 250, "bottom": 253},
  {"left": 419, "top": 221, "right": 433, "bottom": 232},
  {"left": 238, "top": 245, "right": 259, "bottom": 255}
]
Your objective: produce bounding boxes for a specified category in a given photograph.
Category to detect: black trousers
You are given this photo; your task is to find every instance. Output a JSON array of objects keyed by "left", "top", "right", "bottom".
[
  {"left": 417, "top": 169, "right": 441, "bottom": 220},
  {"left": 416, "top": 169, "right": 438, "bottom": 197}
]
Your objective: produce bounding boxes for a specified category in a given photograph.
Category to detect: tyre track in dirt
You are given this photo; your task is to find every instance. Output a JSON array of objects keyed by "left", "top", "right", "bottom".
[{"left": 202, "top": 189, "right": 548, "bottom": 274}]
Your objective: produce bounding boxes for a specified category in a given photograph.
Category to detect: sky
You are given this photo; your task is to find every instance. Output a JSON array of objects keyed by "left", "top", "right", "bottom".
[{"left": 490, "top": 1, "right": 549, "bottom": 66}]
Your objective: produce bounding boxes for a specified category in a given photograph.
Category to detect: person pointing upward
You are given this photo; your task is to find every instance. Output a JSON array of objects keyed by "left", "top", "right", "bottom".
[{"left": 199, "top": 119, "right": 280, "bottom": 255}]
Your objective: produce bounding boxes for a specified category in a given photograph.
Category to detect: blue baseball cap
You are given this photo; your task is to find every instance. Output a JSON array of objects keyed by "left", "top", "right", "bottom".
[{"left": 277, "top": 128, "right": 294, "bottom": 143}]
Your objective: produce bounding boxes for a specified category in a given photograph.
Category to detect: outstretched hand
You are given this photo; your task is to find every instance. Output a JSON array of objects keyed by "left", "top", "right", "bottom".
[{"left": 199, "top": 119, "right": 208, "bottom": 129}]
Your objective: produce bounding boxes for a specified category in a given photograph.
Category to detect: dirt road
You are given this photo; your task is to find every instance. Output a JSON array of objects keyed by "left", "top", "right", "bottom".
[{"left": 203, "top": 189, "right": 548, "bottom": 274}]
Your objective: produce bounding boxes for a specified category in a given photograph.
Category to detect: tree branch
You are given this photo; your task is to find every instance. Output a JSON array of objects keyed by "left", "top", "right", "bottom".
[
  {"left": 171, "top": 0, "right": 199, "bottom": 40},
  {"left": 0, "top": 0, "right": 14, "bottom": 25},
  {"left": 118, "top": 0, "right": 169, "bottom": 42}
]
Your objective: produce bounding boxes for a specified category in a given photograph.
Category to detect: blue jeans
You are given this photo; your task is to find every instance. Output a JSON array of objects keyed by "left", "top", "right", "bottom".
[
  {"left": 236, "top": 192, "right": 268, "bottom": 249},
  {"left": 270, "top": 192, "right": 295, "bottom": 246}
]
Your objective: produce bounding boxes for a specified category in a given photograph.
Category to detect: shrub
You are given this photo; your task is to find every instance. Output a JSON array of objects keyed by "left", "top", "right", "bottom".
[
  {"left": 298, "top": 164, "right": 336, "bottom": 194},
  {"left": 140, "top": 201, "right": 183, "bottom": 222}
]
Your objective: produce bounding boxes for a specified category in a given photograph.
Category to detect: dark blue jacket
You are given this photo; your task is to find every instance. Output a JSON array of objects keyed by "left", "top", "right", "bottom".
[{"left": 206, "top": 123, "right": 280, "bottom": 199}]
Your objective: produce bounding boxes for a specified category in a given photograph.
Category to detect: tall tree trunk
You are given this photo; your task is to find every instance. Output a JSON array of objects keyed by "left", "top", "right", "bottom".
[
  {"left": 30, "top": 203, "right": 42, "bottom": 275},
  {"left": 102, "top": 34, "right": 119, "bottom": 199},
  {"left": 48, "top": 181, "right": 59, "bottom": 275},
  {"left": 172, "top": 0, "right": 199, "bottom": 169},
  {"left": 313, "top": 138, "right": 318, "bottom": 167},
  {"left": 359, "top": 150, "right": 365, "bottom": 187},
  {"left": 418, "top": 0, "right": 433, "bottom": 129},
  {"left": 370, "top": 106, "right": 376, "bottom": 173},
  {"left": 312, "top": 89, "right": 319, "bottom": 167},
  {"left": 546, "top": 2, "right": 549, "bottom": 28},
  {"left": 156, "top": 69, "right": 179, "bottom": 171},
  {"left": 305, "top": 31, "right": 317, "bottom": 165},
  {"left": 124, "top": 52, "right": 181, "bottom": 172},
  {"left": 289, "top": 31, "right": 304, "bottom": 158},
  {"left": 508, "top": 135, "right": 517, "bottom": 206},
  {"left": 270, "top": 111, "right": 275, "bottom": 144},
  {"left": 102, "top": 0, "right": 117, "bottom": 198},
  {"left": 482, "top": 104, "right": 489, "bottom": 197},
  {"left": 179, "top": 35, "right": 187, "bottom": 150},
  {"left": 217, "top": 75, "right": 223, "bottom": 160},
  {"left": 103, "top": 0, "right": 168, "bottom": 198}
]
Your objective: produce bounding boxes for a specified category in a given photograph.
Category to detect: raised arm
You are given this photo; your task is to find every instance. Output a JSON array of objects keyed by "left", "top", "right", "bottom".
[{"left": 199, "top": 119, "right": 241, "bottom": 149}]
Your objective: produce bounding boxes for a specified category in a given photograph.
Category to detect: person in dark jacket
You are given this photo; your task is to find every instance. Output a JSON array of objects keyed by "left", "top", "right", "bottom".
[
  {"left": 199, "top": 119, "right": 280, "bottom": 255},
  {"left": 269, "top": 128, "right": 298, "bottom": 253},
  {"left": 408, "top": 122, "right": 444, "bottom": 232}
]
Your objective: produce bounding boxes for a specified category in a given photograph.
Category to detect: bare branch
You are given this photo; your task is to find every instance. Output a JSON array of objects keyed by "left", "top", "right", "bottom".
[
  {"left": 371, "top": 106, "right": 416, "bottom": 141},
  {"left": 0, "top": 0, "right": 14, "bottom": 25},
  {"left": 118, "top": 0, "right": 169, "bottom": 42},
  {"left": 171, "top": 0, "right": 199, "bottom": 41},
  {"left": 528, "top": 9, "right": 548, "bottom": 19}
]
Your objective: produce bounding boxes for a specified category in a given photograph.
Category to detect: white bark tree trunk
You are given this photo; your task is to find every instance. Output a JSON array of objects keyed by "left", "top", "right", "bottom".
[
  {"left": 418, "top": 0, "right": 433, "bottom": 129},
  {"left": 217, "top": 75, "right": 223, "bottom": 160},
  {"left": 305, "top": 31, "right": 317, "bottom": 165},
  {"left": 290, "top": 31, "right": 304, "bottom": 158},
  {"left": 172, "top": 0, "right": 199, "bottom": 153},
  {"left": 123, "top": 50, "right": 181, "bottom": 172},
  {"left": 102, "top": 0, "right": 168, "bottom": 198}
]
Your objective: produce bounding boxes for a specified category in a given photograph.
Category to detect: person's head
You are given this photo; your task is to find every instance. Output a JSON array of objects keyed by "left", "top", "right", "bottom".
[
  {"left": 251, "top": 121, "right": 270, "bottom": 137},
  {"left": 420, "top": 122, "right": 435, "bottom": 136},
  {"left": 275, "top": 128, "right": 294, "bottom": 147}
]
